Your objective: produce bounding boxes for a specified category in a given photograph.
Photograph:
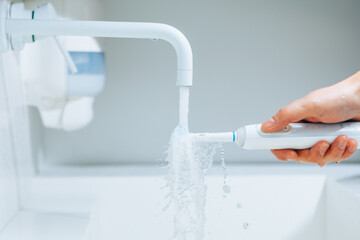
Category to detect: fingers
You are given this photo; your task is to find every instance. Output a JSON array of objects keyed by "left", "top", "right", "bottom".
[
  {"left": 299, "top": 141, "right": 329, "bottom": 164},
  {"left": 262, "top": 98, "right": 313, "bottom": 133},
  {"left": 318, "top": 135, "right": 349, "bottom": 166},
  {"left": 270, "top": 137, "right": 357, "bottom": 166},
  {"left": 273, "top": 141, "right": 329, "bottom": 164},
  {"left": 340, "top": 139, "right": 358, "bottom": 161}
]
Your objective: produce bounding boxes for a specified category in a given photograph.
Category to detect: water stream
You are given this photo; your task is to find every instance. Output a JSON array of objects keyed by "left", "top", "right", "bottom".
[
  {"left": 178, "top": 87, "right": 189, "bottom": 129},
  {"left": 164, "top": 87, "right": 228, "bottom": 239}
]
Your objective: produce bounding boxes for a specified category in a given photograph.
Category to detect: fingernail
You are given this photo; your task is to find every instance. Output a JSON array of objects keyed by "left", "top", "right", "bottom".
[
  {"left": 339, "top": 139, "right": 347, "bottom": 150},
  {"left": 262, "top": 118, "right": 275, "bottom": 130},
  {"left": 319, "top": 145, "right": 327, "bottom": 155},
  {"left": 349, "top": 145, "right": 357, "bottom": 153}
]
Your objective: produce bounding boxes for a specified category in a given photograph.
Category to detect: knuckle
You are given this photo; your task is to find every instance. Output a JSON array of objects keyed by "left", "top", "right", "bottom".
[
  {"left": 332, "top": 148, "right": 343, "bottom": 158},
  {"left": 274, "top": 108, "right": 289, "bottom": 122},
  {"left": 309, "top": 152, "right": 323, "bottom": 163},
  {"left": 309, "top": 154, "right": 320, "bottom": 163},
  {"left": 303, "top": 94, "right": 323, "bottom": 116},
  {"left": 307, "top": 156, "right": 316, "bottom": 163},
  {"left": 331, "top": 153, "right": 342, "bottom": 161},
  {"left": 308, "top": 102, "right": 322, "bottom": 116},
  {"left": 297, "top": 149, "right": 309, "bottom": 162},
  {"left": 324, "top": 150, "right": 341, "bottom": 162}
]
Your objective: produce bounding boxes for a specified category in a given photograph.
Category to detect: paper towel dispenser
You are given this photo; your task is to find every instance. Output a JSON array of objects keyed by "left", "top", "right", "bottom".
[{"left": 20, "top": 35, "right": 105, "bottom": 131}]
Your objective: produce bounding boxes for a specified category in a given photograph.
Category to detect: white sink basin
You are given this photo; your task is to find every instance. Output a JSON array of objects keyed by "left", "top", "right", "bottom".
[
  {"left": 2, "top": 174, "right": 360, "bottom": 240},
  {"left": 83, "top": 175, "right": 360, "bottom": 240}
]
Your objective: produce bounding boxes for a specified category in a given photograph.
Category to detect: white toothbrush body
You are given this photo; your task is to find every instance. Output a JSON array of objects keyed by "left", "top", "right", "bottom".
[
  {"left": 190, "top": 122, "right": 360, "bottom": 150},
  {"left": 237, "top": 122, "right": 360, "bottom": 150}
]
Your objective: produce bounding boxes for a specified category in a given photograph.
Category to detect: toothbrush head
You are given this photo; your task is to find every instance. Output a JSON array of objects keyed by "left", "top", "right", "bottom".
[{"left": 190, "top": 132, "right": 236, "bottom": 143}]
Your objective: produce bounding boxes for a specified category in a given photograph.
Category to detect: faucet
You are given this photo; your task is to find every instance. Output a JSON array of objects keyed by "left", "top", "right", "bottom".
[
  {"left": 0, "top": 1, "right": 192, "bottom": 87},
  {"left": 0, "top": 0, "right": 193, "bottom": 128},
  {"left": 6, "top": 20, "right": 193, "bottom": 87}
]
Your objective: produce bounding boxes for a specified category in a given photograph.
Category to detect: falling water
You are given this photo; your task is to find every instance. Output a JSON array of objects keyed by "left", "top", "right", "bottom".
[
  {"left": 165, "top": 128, "right": 221, "bottom": 239},
  {"left": 164, "top": 87, "right": 224, "bottom": 239},
  {"left": 179, "top": 87, "right": 190, "bottom": 129}
]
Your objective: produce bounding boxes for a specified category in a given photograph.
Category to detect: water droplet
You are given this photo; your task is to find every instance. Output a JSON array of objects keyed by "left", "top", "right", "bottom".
[
  {"left": 219, "top": 144, "right": 231, "bottom": 195},
  {"left": 223, "top": 184, "right": 231, "bottom": 194},
  {"left": 243, "top": 222, "right": 249, "bottom": 229}
]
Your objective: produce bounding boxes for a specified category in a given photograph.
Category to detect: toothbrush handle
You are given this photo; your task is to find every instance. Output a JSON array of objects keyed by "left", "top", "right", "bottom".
[{"left": 238, "top": 122, "right": 360, "bottom": 150}]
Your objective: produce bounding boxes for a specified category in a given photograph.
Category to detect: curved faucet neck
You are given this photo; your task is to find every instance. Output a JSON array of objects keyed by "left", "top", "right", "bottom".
[{"left": 5, "top": 19, "right": 193, "bottom": 87}]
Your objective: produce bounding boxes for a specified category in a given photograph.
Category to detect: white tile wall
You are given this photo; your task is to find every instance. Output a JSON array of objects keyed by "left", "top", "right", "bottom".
[
  {"left": 2, "top": 52, "right": 35, "bottom": 208},
  {"left": 0, "top": 52, "right": 20, "bottom": 231},
  {"left": 0, "top": 51, "right": 34, "bottom": 231}
]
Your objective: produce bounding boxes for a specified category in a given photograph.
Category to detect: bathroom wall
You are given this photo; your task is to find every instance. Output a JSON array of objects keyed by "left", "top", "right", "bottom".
[
  {"left": 0, "top": 53, "right": 19, "bottom": 233},
  {"left": 0, "top": 50, "right": 34, "bottom": 231},
  {"left": 37, "top": 0, "right": 360, "bottom": 163}
]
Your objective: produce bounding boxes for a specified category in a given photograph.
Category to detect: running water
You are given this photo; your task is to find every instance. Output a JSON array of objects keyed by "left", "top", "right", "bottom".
[
  {"left": 179, "top": 87, "right": 190, "bottom": 129},
  {"left": 165, "top": 127, "right": 221, "bottom": 239},
  {"left": 164, "top": 87, "right": 227, "bottom": 239}
]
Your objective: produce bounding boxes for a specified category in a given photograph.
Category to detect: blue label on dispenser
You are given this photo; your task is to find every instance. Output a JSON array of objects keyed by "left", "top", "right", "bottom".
[{"left": 67, "top": 52, "right": 106, "bottom": 97}]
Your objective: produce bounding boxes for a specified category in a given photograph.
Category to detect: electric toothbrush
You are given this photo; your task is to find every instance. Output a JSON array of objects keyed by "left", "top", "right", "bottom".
[{"left": 190, "top": 122, "right": 360, "bottom": 150}]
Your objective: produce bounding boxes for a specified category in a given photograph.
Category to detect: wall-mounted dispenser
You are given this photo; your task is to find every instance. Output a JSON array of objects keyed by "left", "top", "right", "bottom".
[
  {"left": 13, "top": 2, "right": 105, "bottom": 131},
  {"left": 20, "top": 35, "right": 105, "bottom": 131}
]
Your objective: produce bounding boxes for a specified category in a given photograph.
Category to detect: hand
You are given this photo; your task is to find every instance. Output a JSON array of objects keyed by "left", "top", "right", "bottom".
[{"left": 261, "top": 71, "right": 360, "bottom": 166}]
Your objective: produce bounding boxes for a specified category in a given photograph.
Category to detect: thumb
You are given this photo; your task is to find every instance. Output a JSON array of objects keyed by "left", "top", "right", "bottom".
[{"left": 261, "top": 99, "right": 311, "bottom": 133}]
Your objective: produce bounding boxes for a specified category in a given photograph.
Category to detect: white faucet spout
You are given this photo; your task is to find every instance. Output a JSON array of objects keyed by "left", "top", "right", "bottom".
[{"left": 5, "top": 19, "right": 193, "bottom": 86}]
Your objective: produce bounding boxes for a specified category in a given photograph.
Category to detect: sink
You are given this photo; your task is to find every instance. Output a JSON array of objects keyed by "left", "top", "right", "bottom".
[
  {"left": 1, "top": 174, "right": 359, "bottom": 240},
  {"left": 83, "top": 175, "right": 360, "bottom": 240}
]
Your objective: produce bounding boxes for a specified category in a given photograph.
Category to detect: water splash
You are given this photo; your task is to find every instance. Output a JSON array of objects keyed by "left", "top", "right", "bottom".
[
  {"left": 219, "top": 144, "right": 231, "bottom": 196},
  {"left": 165, "top": 86, "right": 231, "bottom": 239},
  {"left": 164, "top": 126, "right": 221, "bottom": 240}
]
